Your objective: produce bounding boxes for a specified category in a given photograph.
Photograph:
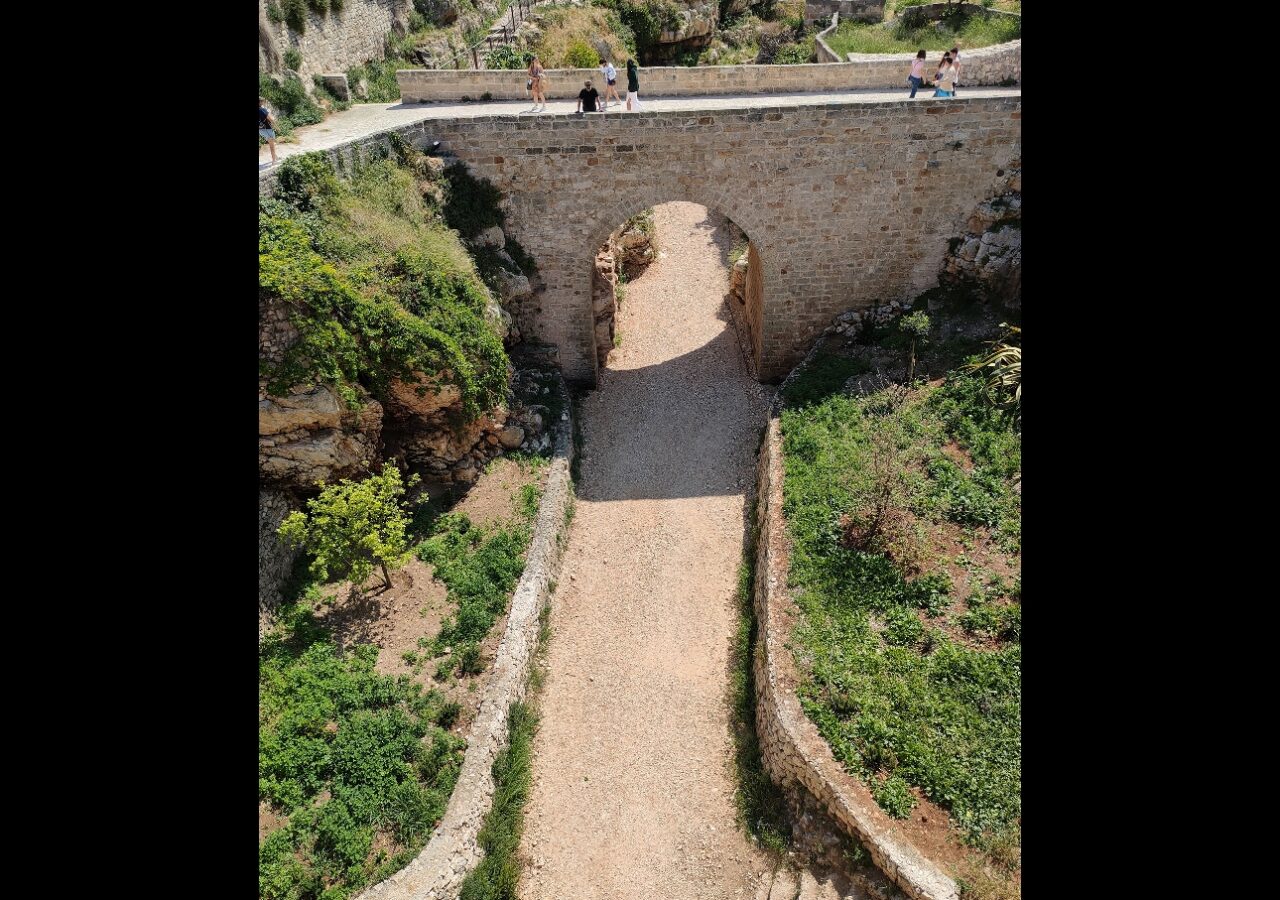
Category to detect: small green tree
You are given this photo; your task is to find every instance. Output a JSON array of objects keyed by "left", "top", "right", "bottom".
[
  {"left": 898, "top": 312, "right": 931, "bottom": 383},
  {"left": 279, "top": 463, "right": 420, "bottom": 590}
]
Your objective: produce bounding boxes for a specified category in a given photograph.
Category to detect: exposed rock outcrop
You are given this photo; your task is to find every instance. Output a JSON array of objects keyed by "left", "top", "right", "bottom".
[
  {"left": 260, "top": 489, "right": 300, "bottom": 640},
  {"left": 941, "top": 164, "right": 1021, "bottom": 310},
  {"left": 258, "top": 384, "right": 385, "bottom": 488}
]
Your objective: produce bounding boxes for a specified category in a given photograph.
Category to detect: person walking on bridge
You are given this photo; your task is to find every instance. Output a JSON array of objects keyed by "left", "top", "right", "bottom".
[
  {"left": 527, "top": 55, "right": 547, "bottom": 113},
  {"left": 907, "top": 49, "right": 926, "bottom": 99},
  {"left": 259, "top": 98, "right": 278, "bottom": 165},
  {"left": 950, "top": 45, "right": 962, "bottom": 96},
  {"left": 625, "top": 58, "right": 642, "bottom": 112},
  {"left": 933, "top": 54, "right": 956, "bottom": 98},
  {"left": 599, "top": 57, "right": 621, "bottom": 109}
]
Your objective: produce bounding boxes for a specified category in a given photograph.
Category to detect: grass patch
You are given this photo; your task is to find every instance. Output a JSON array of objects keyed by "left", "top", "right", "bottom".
[
  {"left": 825, "top": 10, "right": 1020, "bottom": 57},
  {"left": 781, "top": 352, "right": 871, "bottom": 408},
  {"left": 259, "top": 589, "right": 466, "bottom": 900},
  {"left": 781, "top": 360, "right": 1020, "bottom": 873},
  {"left": 457, "top": 702, "right": 538, "bottom": 900},
  {"left": 730, "top": 552, "right": 792, "bottom": 852},
  {"left": 416, "top": 457, "right": 546, "bottom": 678}
]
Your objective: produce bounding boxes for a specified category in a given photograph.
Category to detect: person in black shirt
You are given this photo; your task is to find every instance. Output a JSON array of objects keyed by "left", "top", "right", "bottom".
[
  {"left": 576, "top": 80, "right": 600, "bottom": 115},
  {"left": 258, "top": 98, "right": 277, "bottom": 164}
]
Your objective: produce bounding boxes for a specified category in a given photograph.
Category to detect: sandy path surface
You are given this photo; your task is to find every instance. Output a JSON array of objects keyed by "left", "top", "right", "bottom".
[{"left": 519, "top": 202, "right": 774, "bottom": 899}]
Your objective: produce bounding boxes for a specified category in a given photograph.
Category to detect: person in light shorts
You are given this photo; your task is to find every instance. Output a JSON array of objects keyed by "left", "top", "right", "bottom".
[
  {"left": 258, "top": 98, "right": 277, "bottom": 164},
  {"left": 599, "top": 57, "right": 621, "bottom": 110}
]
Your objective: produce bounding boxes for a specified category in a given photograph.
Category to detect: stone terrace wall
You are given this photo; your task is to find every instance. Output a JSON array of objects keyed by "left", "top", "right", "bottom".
[
  {"left": 805, "top": 0, "right": 884, "bottom": 24},
  {"left": 897, "top": 2, "right": 1021, "bottom": 24},
  {"left": 358, "top": 376, "right": 574, "bottom": 900},
  {"left": 259, "top": 0, "right": 411, "bottom": 80},
  {"left": 843, "top": 39, "right": 1019, "bottom": 82},
  {"left": 814, "top": 14, "right": 842, "bottom": 64},
  {"left": 396, "top": 40, "right": 1020, "bottom": 100},
  {"left": 753, "top": 417, "right": 959, "bottom": 900}
]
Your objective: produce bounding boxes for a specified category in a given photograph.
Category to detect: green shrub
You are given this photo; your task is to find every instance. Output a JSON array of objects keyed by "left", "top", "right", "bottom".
[
  {"left": 486, "top": 44, "right": 534, "bottom": 69},
  {"left": 284, "top": 47, "right": 303, "bottom": 71},
  {"left": 872, "top": 774, "right": 917, "bottom": 818},
  {"left": 261, "top": 152, "right": 510, "bottom": 419},
  {"left": 563, "top": 38, "right": 600, "bottom": 69},
  {"left": 267, "top": 2, "right": 285, "bottom": 24},
  {"left": 284, "top": 0, "right": 308, "bottom": 32},
  {"left": 259, "top": 72, "right": 324, "bottom": 136},
  {"left": 279, "top": 463, "right": 419, "bottom": 590}
]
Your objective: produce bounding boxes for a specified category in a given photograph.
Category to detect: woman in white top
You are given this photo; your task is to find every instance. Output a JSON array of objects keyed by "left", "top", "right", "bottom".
[{"left": 933, "top": 55, "right": 956, "bottom": 99}]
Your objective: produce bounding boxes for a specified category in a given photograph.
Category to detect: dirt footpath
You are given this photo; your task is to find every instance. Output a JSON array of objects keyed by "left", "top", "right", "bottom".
[{"left": 519, "top": 202, "right": 775, "bottom": 899}]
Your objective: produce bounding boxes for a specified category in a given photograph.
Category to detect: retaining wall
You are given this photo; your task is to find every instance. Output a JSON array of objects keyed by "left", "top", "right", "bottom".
[{"left": 357, "top": 376, "right": 574, "bottom": 900}]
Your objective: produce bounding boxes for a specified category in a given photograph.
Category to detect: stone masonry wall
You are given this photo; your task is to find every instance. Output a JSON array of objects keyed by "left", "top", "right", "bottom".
[
  {"left": 752, "top": 416, "right": 959, "bottom": 900},
  {"left": 805, "top": 0, "right": 884, "bottom": 25},
  {"left": 358, "top": 375, "right": 574, "bottom": 900},
  {"left": 258, "top": 95, "right": 1021, "bottom": 384},
  {"left": 814, "top": 14, "right": 842, "bottom": 63},
  {"left": 396, "top": 39, "right": 1020, "bottom": 99},
  {"left": 259, "top": 0, "right": 412, "bottom": 80}
]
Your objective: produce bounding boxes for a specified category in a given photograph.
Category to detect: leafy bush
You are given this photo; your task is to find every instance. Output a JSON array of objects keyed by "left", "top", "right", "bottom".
[
  {"left": 267, "top": 2, "right": 285, "bottom": 25},
  {"left": 261, "top": 152, "right": 510, "bottom": 419},
  {"left": 259, "top": 72, "right": 324, "bottom": 137},
  {"left": 284, "top": 47, "right": 303, "bottom": 71},
  {"left": 279, "top": 463, "right": 419, "bottom": 590},
  {"left": 595, "top": 0, "right": 683, "bottom": 57},
  {"left": 872, "top": 774, "right": 918, "bottom": 818},
  {"left": 283, "top": 0, "right": 308, "bottom": 33},
  {"left": 486, "top": 44, "right": 535, "bottom": 69},
  {"left": 563, "top": 38, "right": 599, "bottom": 69},
  {"left": 772, "top": 41, "right": 813, "bottom": 65}
]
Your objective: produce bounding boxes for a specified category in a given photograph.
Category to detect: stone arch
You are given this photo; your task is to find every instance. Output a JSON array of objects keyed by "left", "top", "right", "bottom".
[{"left": 579, "top": 186, "right": 775, "bottom": 384}]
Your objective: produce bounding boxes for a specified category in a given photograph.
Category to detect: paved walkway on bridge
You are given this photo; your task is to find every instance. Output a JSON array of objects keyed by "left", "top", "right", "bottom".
[{"left": 257, "top": 87, "right": 1021, "bottom": 170}]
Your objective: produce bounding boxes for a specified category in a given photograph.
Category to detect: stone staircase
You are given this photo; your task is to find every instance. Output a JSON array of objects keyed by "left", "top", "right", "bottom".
[{"left": 757, "top": 865, "right": 871, "bottom": 900}]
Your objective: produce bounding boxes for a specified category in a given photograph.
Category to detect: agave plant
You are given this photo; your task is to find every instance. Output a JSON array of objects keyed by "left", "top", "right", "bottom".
[{"left": 966, "top": 325, "right": 1021, "bottom": 426}]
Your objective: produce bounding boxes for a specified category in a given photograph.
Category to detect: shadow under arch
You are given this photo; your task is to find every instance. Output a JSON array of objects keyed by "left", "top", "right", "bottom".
[
  {"left": 584, "top": 189, "right": 771, "bottom": 380},
  {"left": 573, "top": 298, "right": 771, "bottom": 503}
]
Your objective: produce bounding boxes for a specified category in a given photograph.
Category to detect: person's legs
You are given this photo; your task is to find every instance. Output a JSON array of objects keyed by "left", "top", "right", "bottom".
[
  {"left": 268, "top": 137, "right": 277, "bottom": 162},
  {"left": 626, "top": 91, "right": 633, "bottom": 111},
  {"left": 908, "top": 76, "right": 919, "bottom": 99}
]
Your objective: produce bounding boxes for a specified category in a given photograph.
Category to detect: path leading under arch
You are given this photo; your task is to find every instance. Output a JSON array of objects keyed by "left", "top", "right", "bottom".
[{"left": 519, "top": 202, "right": 774, "bottom": 899}]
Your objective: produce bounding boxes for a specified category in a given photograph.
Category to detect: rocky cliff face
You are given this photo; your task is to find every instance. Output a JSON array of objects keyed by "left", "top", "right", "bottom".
[{"left": 941, "top": 164, "right": 1021, "bottom": 310}]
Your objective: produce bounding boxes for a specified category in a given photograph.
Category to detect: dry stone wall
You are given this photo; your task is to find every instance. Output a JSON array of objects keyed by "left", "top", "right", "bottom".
[
  {"left": 752, "top": 417, "right": 960, "bottom": 900},
  {"left": 357, "top": 376, "right": 574, "bottom": 900},
  {"left": 259, "top": 489, "right": 301, "bottom": 640},
  {"left": 259, "top": 0, "right": 413, "bottom": 80},
  {"left": 805, "top": 0, "right": 884, "bottom": 25},
  {"left": 395, "top": 40, "right": 1020, "bottom": 99}
]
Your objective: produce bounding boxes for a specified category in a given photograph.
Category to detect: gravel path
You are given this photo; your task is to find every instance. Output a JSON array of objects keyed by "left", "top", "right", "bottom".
[{"left": 520, "top": 202, "right": 775, "bottom": 899}]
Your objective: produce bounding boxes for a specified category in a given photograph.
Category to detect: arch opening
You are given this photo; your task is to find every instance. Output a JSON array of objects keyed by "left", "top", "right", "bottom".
[{"left": 588, "top": 201, "right": 765, "bottom": 383}]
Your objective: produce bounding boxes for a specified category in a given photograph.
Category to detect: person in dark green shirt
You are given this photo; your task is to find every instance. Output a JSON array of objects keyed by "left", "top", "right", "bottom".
[{"left": 626, "top": 59, "right": 642, "bottom": 112}]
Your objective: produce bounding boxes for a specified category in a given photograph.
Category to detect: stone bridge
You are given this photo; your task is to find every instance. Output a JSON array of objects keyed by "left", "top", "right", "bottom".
[{"left": 263, "top": 92, "right": 1022, "bottom": 382}]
